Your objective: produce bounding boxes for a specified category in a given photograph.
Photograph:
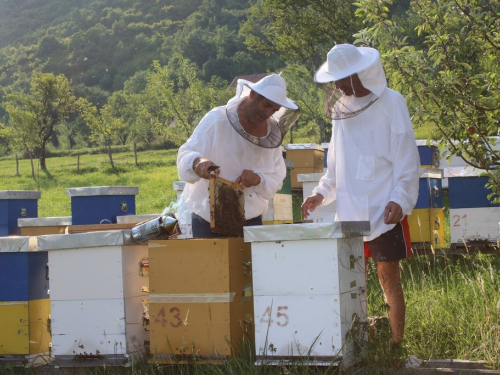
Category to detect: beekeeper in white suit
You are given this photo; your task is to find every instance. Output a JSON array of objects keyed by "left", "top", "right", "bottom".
[
  {"left": 178, "top": 73, "right": 300, "bottom": 238},
  {"left": 301, "top": 44, "right": 420, "bottom": 349}
]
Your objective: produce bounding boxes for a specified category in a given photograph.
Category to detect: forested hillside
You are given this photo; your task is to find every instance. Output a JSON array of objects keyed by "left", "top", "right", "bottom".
[{"left": 0, "top": 0, "right": 278, "bottom": 97}]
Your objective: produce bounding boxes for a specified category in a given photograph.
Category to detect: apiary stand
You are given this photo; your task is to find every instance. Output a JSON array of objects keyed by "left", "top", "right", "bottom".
[{"left": 244, "top": 222, "right": 369, "bottom": 368}]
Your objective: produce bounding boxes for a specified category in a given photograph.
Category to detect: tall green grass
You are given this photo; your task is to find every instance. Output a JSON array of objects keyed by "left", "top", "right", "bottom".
[{"left": 0, "top": 150, "right": 498, "bottom": 373}]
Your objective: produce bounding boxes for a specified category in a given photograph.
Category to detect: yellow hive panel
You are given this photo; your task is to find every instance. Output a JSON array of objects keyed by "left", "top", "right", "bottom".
[
  {"left": 408, "top": 208, "right": 446, "bottom": 249},
  {"left": 0, "top": 302, "right": 29, "bottom": 355},
  {"left": 28, "top": 299, "right": 51, "bottom": 354}
]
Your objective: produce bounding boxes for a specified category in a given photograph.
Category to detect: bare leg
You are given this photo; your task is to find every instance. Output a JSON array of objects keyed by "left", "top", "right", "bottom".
[{"left": 376, "top": 260, "right": 405, "bottom": 344}]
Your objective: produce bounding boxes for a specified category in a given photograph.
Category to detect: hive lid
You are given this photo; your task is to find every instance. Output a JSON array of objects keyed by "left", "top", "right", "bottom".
[
  {"left": 0, "top": 236, "right": 37, "bottom": 252},
  {"left": 244, "top": 221, "right": 370, "bottom": 242},
  {"left": 37, "top": 230, "right": 136, "bottom": 250},
  {"left": 283, "top": 143, "right": 323, "bottom": 151},
  {"left": 415, "top": 139, "right": 438, "bottom": 147},
  {"left": 18, "top": 216, "right": 72, "bottom": 227},
  {"left": 419, "top": 168, "right": 444, "bottom": 179},
  {"left": 297, "top": 173, "right": 327, "bottom": 183},
  {"left": 116, "top": 214, "right": 160, "bottom": 224},
  {"left": 444, "top": 167, "right": 486, "bottom": 178},
  {"left": 66, "top": 186, "right": 139, "bottom": 197},
  {"left": 0, "top": 190, "right": 41, "bottom": 200}
]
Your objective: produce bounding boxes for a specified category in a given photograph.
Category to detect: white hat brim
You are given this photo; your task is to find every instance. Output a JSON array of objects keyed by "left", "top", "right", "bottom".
[
  {"left": 314, "top": 46, "right": 379, "bottom": 83},
  {"left": 245, "top": 82, "right": 299, "bottom": 110}
]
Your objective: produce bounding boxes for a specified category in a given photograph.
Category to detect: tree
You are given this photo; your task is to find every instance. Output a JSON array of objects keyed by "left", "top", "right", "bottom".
[
  {"left": 5, "top": 72, "right": 77, "bottom": 171},
  {"left": 145, "top": 57, "right": 231, "bottom": 145},
  {"left": 355, "top": 0, "right": 500, "bottom": 198},
  {"left": 241, "top": 0, "right": 361, "bottom": 70},
  {"left": 78, "top": 99, "right": 128, "bottom": 169}
]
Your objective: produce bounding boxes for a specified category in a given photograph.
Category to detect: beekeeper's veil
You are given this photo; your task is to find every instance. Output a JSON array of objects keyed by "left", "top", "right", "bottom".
[
  {"left": 314, "top": 44, "right": 387, "bottom": 120},
  {"left": 226, "top": 73, "right": 300, "bottom": 148}
]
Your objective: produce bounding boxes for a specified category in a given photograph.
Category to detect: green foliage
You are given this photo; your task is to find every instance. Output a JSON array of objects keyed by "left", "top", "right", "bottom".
[
  {"left": 354, "top": 0, "right": 500, "bottom": 179},
  {"left": 241, "top": 0, "right": 362, "bottom": 70},
  {"left": 4, "top": 72, "right": 78, "bottom": 170}
]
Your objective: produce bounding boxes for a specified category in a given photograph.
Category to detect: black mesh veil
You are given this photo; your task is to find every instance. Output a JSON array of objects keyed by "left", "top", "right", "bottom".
[
  {"left": 226, "top": 99, "right": 301, "bottom": 148},
  {"left": 320, "top": 80, "right": 379, "bottom": 121}
]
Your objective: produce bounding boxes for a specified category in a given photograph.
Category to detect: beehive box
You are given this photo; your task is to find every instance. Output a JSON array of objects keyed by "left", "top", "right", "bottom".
[
  {"left": 0, "top": 236, "right": 51, "bottom": 364},
  {"left": 262, "top": 194, "right": 293, "bottom": 225},
  {"left": 298, "top": 173, "right": 337, "bottom": 223},
  {"left": 416, "top": 140, "right": 440, "bottom": 168},
  {"left": 67, "top": 186, "right": 138, "bottom": 225},
  {"left": 147, "top": 238, "right": 253, "bottom": 363},
  {"left": 18, "top": 216, "right": 72, "bottom": 236},
  {"left": 446, "top": 168, "right": 500, "bottom": 247},
  {"left": 0, "top": 191, "right": 41, "bottom": 236},
  {"left": 284, "top": 144, "right": 324, "bottom": 188},
  {"left": 408, "top": 169, "right": 446, "bottom": 249},
  {"left": 244, "top": 222, "right": 369, "bottom": 368},
  {"left": 37, "top": 230, "right": 149, "bottom": 362}
]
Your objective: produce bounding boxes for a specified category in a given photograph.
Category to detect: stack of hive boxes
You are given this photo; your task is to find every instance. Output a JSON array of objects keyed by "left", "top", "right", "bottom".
[
  {"left": 0, "top": 236, "right": 51, "bottom": 366},
  {"left": 244, "top": 222, "right": 368, "bottom": 368},
  {"left": 147, "top": 238, "right": 253, "bottom": 363},
  {"left": 38, "top": 230, "right": 149, "bottom": 364}
]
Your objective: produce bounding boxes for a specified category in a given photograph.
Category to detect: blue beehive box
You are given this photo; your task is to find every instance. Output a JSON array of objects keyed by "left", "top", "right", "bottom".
[
  {"left": 415, "top": 169, "right": 444, "bottom": 209},
  {"left": 0, "top": 191, "right": 41, "bottom": 237},
  {"left": 67, "top": 186, "right": 139, "bottom": 225},
  {"left": 446, "top": 168, "right": 498, "bottom": 208},
  {"left": 416, "top": 140, "right": 440, "bottom": 168},
  {"left": 0, "top": 237, "right": 48, "bottom": 301}
]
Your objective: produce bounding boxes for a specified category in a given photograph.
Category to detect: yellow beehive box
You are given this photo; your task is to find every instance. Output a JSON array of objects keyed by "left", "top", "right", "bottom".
[
  {"left": 408, "top": 208, "right": 446, "bottom": 249},
  {"left": 148, "top": 238, "right": 253, "bottom": 363}
]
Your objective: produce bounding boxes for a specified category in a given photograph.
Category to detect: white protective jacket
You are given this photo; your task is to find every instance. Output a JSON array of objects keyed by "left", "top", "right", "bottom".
[
  {"left": 313, "top": 61, "right": 420, "bottom": 241},
  {"left": 177, "top": 106, "right": 286, "bottom": 222}
]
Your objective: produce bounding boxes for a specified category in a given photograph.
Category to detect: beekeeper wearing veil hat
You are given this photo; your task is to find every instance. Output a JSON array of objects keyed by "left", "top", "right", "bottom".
[
  {"left": 178, "top": 73, "right": 300, "bottom": 238},
  {"left": 301, "top": 44, "right": 420, "bottom": 349}
]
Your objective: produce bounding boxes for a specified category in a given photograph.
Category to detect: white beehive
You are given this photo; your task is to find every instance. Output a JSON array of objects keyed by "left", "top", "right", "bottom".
[
  {"left": 297, "top": 173, "right": 337, "bottom": 223},
  {"left": 244, "top": 222, "right": 369, "bottom": 368},
  {"left": 37, "top": 230, "right": 149, "bottom": 363}
]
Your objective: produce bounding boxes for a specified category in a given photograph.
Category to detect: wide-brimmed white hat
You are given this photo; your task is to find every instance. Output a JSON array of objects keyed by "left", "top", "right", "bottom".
[
  {"left": 315, "top": 44, "right": 380, "bottom": 83},
  {"left": 230, "top": 73, "right": 298, "bottom": 110}
]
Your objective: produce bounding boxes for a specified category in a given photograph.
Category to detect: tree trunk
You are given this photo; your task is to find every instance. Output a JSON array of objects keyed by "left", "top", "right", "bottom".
[
  {"left": 30, "top": 152, "right": 35, "bottom": 178},
  {"left": 39, "top": 141, "right": 47, "bottom": 171},
  {"left": 107, "top": 145, "right": 115, "bottom": 169},
  {"left": 77, "top": 154, "right": 80, "bottom": 172},
  {"left": 134, "top": 141, "right": 138, "bottom": 167},
  {"left": 16, "top": 154, "right": 19, "bottom": 177}
]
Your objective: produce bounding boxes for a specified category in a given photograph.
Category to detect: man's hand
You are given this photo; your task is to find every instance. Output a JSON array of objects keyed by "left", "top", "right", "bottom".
[
  {"left": 193, "top": 157, "right": 220, "bottom": 179},
  {"left": 235, "top": 169, "right": 261, "bottom": 187},
  {"left": 301, "top": 194, "right": 324, "bottom": 219},
  {"left": 384, "top": 201, "right": 403, "bottom": 224}
]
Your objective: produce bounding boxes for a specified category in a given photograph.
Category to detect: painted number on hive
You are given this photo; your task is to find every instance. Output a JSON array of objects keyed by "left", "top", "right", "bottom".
[
  {"left": 260, "top": 306, "right": 289, "bottom": 327},
  {"left": 154, "top": 307, "right": 182, "bottom": 328},
  {"left": 452, "top": 214, "right": 467, "bottom": 227}
]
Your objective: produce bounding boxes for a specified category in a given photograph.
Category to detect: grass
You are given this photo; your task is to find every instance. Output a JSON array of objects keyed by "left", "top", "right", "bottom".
[
  {"left": 0, "top": 149, "right": 180, "bottom": 217},
  {"left": 0, "top": 150, "right": 499, "bottom": 373}
]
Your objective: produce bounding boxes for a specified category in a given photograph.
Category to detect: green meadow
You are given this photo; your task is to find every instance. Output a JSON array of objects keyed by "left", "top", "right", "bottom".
[{"left": 0, "top": 149, "right": 499, "bottom": 373}]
